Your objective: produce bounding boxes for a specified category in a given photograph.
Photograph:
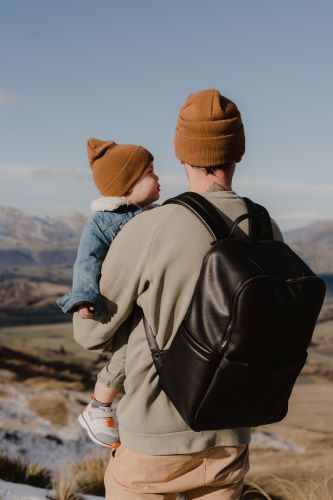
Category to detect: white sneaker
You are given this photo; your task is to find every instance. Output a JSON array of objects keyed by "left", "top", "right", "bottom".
[{"left": 78, "top": 401, "right": 120, "bottom": 448}]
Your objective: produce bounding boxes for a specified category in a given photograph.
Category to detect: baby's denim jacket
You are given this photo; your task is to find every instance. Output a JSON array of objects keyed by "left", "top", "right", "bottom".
[{"left": 57, "top": 203, "right": 142, "bottom": 314}]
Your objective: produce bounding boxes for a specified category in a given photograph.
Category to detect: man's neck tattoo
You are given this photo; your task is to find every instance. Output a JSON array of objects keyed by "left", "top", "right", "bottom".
[{"left": 207, "top": 182, "right": 231, "bottom": 192}]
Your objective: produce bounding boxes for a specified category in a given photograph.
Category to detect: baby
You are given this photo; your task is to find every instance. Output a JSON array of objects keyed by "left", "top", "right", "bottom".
[{"left": 57, "top": 138, "right": 160, "bottom": 447}]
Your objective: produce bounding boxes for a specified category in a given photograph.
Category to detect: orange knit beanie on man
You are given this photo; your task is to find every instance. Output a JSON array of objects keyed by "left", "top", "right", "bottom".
[
  {"left": 87, "top": 138, "right": 154, "bottom": 197},
  {"left": 174, "top": 89, "right": 245, "bottom": 167}
]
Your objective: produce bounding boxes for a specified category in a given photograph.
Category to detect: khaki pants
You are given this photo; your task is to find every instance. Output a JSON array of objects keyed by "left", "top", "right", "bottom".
[{"left": 105, "top": 444, "right": 249, "bottom": 499}]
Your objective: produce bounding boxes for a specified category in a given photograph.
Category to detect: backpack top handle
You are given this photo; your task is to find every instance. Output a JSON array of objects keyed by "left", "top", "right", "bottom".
[
  {"left": 228, "top": 213, "right": 257, "bottom": 239},
  {"left": 242, "top": 197, "right": 274, "bottom": 240}
]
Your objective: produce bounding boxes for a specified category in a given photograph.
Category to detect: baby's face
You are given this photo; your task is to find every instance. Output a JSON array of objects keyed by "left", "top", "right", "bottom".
[{"left": 128, "top": 163, "right": 160, "bottom": 206}]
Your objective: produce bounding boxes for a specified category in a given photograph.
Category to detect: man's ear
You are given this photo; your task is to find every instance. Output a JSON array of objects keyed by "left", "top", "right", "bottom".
[{"left": 183, "top": 162, "right": 191, "bottom": 179}]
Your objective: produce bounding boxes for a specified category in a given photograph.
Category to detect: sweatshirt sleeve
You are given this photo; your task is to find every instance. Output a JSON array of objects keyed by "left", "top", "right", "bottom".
[
  {"left": 97, "top": 319, "right": 133, "bottom": 390},
  {"left": 73, "top": 211, "right": 156, "bottom": 352}
]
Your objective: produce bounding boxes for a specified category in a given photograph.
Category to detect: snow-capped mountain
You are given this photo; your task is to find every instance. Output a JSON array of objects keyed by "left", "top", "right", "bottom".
[{"left": 0, "top": 205, "right": 86, "bottom": 243}]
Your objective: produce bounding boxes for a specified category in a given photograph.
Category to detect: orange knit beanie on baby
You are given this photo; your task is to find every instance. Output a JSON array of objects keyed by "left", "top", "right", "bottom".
[
  {"left": 87, "top": 138, "right": 154, "bottom": 197},
  {"left": 174, "top": 89, "right": 245, "bottom": 167}
]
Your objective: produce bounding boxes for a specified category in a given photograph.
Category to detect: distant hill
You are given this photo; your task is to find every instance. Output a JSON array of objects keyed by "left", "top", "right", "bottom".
[
  {"left": 0, "top": 278, "right": 71, "bottom": 326},
  {"left": 0, "top": 206, "right": 86, "bottom": 267},
  {"left": 2, "top": 207, "right": 333, "bottom": 273},
  {"left": 0, "top": 279, "right": 70, "bottom": 310},
  {"left": 0, "top": 206, "right": 85, "bottom": 324},
  {"left": 285, "top": 220, "right": 333, "bottom": 245},
  {"left": 285, "top": 220, "right": 333, "bottom": 274},
  {"left": 0, "top": 207, "right": 332, "bottom": 325},
  {"left": 0, "top": 205, "right": 86, "bottom": 243}
]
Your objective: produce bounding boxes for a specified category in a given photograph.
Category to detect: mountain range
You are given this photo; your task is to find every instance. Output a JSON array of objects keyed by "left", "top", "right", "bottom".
[
  {"left": 0, "top": 205, "right": 332, "bottom": 325},
  {"left": 1, "top": 205, "right": 333, "bottom": 273},
  {"left": 0, "top": 206, "right": 86, "bottom": 267},
  {"left": 284, "top": 221, "right": 333, "bottom": 274},
  {"left": 0, "top": 205, "right": 86, "bottom": 243}
]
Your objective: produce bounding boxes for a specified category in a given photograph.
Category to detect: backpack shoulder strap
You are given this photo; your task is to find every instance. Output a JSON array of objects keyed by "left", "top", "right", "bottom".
[
  {"left": 163, "top": 192, "right": 230, "bottom": 241},
  {"left": 243, "top": 197, "right": 274, "bottom": 240},
  {"left": 163, "top": 192, "right": 274, "bottom": 241}
]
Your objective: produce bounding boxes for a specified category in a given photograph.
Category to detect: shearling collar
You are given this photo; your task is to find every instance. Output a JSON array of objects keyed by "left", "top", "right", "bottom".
[{"left": 90, "top": 196, "right": 131, "bottom": 213}]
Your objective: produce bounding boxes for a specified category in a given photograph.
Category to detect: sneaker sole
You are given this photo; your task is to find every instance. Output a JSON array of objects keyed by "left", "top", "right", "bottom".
[{"left": 78, "top": 413, "right": 117, "bottom": 449}]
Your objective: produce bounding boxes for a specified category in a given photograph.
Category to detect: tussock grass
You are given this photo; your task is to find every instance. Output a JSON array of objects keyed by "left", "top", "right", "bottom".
[
  {"left": 52, "top": 474, "right": 83, "bottom": 500},
  {"left": 53, "top": 457, "right": 108, "bottom": 498},
  {"left": 242, "top": 479, "right": 282, "bottom": 499},
  {"left": 1, "top": 452, "right": 331, "bottom": 499},
  {"left": 53, "top": 462, "right": 333, "bottom": 499},
  {"left": 0, "top": 453, "right": 51, "bottom": 489},
  {"left": 242, "top": 473, "right": 333, "bottom": 499}
]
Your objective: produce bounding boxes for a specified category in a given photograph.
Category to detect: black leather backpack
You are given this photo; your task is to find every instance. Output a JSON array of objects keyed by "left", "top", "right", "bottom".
[{"left": 143, "top": 192, "right": 326, "bottom": 431}]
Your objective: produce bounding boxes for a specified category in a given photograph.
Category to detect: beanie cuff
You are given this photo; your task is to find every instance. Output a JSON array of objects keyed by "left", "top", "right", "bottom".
[{"left": 175, "top": 126, "right": 245, "bottom": 166}]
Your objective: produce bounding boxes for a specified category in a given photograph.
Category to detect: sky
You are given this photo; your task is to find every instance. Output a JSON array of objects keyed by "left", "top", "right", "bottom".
[{"left": 1, "top": 0, "right": 333, "bottom": 230}]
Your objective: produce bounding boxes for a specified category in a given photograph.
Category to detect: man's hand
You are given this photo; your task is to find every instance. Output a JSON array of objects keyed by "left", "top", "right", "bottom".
[{"left": 78, "top": 304, "right": 95, "bottom": 319}]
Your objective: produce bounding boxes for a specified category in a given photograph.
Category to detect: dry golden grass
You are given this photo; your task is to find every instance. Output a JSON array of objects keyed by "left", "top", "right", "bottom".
[
  {"left": 52, "top": 469, "right": 333, "bottom": 500},
  {"left": 1, "top": 451, "right": 331, "bottom": 500},
  {"left": 243, "top": 473, "right": 333, "bottom": 499},
  {"left": 28, "top": 395, "right": 69, "bottom": 426},
  {"left": 52, "top": 475, "right": 83, "bottom": 500},
  {"left": 53, "top": 457, "right": 108, "bottom": 498},
  {"left": 0, "top": 454, "right": 51, "bottom": 489}
]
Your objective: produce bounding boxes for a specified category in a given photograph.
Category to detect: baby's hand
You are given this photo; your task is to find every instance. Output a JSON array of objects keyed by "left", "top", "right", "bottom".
[{"left": 78, "top": 305, "right": 95, "bottom": 319}]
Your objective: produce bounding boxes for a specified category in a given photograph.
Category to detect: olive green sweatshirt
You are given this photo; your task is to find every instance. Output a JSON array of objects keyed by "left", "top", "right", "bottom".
[{"left": 73, "top": 191, "right": 283, "bottom": 455}]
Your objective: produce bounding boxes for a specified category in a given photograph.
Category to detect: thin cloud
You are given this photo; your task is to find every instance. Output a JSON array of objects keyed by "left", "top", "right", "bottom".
[
  {"left": 0, "top": 163, "right": 90, "bottom": 182},
  {"left": 1, "top": 166, "right": 332, "bottom": 230},
  {"left": 30, "top": 166, "right": 91, "bottom": 182},
  {"left": 159, "top": 171, "right": 333, "bottom": 194},
  {"left": 3, "top": 166, "right": 330, "bottom": 195},
  {"left": 158, "top": 173, "right": 333, "bottom": 196},
  {"left": 236, "top": 177, "right": 333, "bottom": 194},
  {"left": 274, "top": 212, "right": 318, "bottom": 221},
  {"left": 0, "top": 164, "right": 43, "bottom": 177},
  {"left": 0, "top": 90, "right": 23, "bottom": 107}
]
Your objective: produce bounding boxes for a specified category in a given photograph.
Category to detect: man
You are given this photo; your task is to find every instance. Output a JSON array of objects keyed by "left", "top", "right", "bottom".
[{"left": 74, "top": 89, "right": 283, "bottom": 499}]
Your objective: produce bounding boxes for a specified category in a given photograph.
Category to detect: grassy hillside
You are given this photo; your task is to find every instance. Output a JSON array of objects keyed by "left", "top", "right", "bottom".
[{"left": 0, "top": 322, "right": 98, "bottom": 367}]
